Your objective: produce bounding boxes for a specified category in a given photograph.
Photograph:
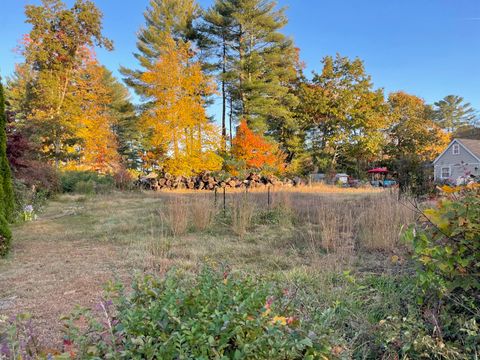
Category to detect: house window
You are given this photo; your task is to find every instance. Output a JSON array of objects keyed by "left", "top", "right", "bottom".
[
  {"left": 441, "top": 167, "right": 450, "bottom": 179},
  {"left": 452, "top": 144, "right": 460, "bottom": 155}
]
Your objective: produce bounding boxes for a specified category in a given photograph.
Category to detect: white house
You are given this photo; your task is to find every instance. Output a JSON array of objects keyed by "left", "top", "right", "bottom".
[{"left": 433, "top": 138, "right": 480, "bottom": 184}]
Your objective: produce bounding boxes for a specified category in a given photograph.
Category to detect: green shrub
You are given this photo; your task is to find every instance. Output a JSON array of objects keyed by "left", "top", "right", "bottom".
[
  {"left": 0, "top": 81, "right": 14, "bottom": 223},
  {"left": 73, "top": 180, "right": 95, "bottom": 195},
  {"left": 12, "top": 179, "right": 49, "bottom": 223},
  {"left": 404, "top": 184, "right": 480, "bottom": 296},
  {"left": 401, "top": 184, "right": 480, "bottom": 357},
  {"left": 62, "top": 267, "right": 332, "bottom": 359},
  {"left": 60, "top": 171, "right": 115, "bottom": 194},
  {"left": 0, "top": 214, "right": 12, "bottom": 257}
]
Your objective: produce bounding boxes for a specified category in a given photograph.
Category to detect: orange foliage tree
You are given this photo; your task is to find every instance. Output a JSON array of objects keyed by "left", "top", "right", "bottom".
[
  {"left": 140, "top": 34, "right": 223, "bottom": 176},
  {"left": 231, "top": 119, "right": 285, "bottom": 173},
  {"left": 67, "top": 60, "right": 121, "bottom": 174}
]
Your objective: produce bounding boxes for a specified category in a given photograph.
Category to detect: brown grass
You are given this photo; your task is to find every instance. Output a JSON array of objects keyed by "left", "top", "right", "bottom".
[
  {"left": 231, "top": 195, "right": 255, "bottom": 237},
  {"left": 163, "top": 197, "right": 189, "bottom": 237},
  {"left": 189, "top": 194, "right": 218, "bottom": 232}
]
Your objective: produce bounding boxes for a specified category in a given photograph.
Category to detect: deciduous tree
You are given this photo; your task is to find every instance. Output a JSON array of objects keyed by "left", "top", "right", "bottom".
[
  {"left": 297, "top": 54, "right": 388, "bottom": 173},
  {"left": 67, "top": 62, "right": 122, "bottom": 174},
  {"left": 140, "top": 34, "right": 223, "bottom": 176},
  {"left": 21, "top": 0, "right": 112, "bottom": 166},
  {"left": 387, "top": 92, "right": 450, "bottom": 161},
  {"left": 231, "top": 119, "right": 285, "bottom": 173}
]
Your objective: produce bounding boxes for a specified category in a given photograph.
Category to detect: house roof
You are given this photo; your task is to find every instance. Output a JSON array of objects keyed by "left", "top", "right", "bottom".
[
  {"left": 457, "top": 139, "right": 480, "bottom": 159},
  {"left": 433, "top": 138, "right": 480, "bottom": 164}
]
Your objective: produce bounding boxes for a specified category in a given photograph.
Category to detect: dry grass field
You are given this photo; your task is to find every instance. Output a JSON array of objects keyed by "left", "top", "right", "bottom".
[{"left": 0, "top": 186, "right": 416, "bottom": 348}]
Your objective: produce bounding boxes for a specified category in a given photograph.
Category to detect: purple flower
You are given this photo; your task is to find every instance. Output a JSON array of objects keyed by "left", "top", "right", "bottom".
[{"left": 24, "top": 205, "right": 34, "bottom": 213}]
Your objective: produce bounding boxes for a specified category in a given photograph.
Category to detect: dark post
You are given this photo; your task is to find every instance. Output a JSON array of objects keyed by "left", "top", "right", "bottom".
[
  {"left": 267, "top": 186, "right": 271, "bottom": 210},
  {"left": 223, "top": 187, "right": 226, "bottom": 212},
  {"left": 214, "top": 187, "right": 218, "bottom": 206}
]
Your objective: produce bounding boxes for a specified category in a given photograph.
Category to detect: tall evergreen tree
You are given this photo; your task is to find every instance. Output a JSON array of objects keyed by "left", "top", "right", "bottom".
[
  {"left": 232, "top": 0, "right": 299, "bottom": 133},
  {"left": 433, "top": 95, "right": 477, "bottom": 133},
  {"left": 0, "top": 82, "right": 14, "bottom": 222},
  {"left": 200, "top": 0, "right": 236, "bottom": 150},
  {"left": 200, "top": 0, "right": 300, "bottom": 157},
  {"left": 120, "top": 0, "right": 200, "bottom": 97},
  {"left": 0, "top": 80, "right": 13, "bottom": 256},
  {"left": 103, "top": 70, "right": 142, "bottom": 170}
]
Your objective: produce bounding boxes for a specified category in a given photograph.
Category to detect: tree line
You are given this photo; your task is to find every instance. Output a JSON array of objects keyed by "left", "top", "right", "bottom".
[{"left": 3, "top": 0, "right": 479, "bottom": 185}]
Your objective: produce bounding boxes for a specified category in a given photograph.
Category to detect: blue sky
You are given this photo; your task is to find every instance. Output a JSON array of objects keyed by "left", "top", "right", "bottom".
[{"left": 1, "top": 0, "right": 479, "bottom": 116}]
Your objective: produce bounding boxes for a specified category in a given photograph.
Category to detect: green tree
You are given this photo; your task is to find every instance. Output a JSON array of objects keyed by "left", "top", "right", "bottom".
[
  {"left": 200, "top": 0, "right": 236, "bottom": 150},
  {"left": 434, "top": 95, "right": 477, "bottom": 133},
  {"left": 0, "top": 80, "right": 13, "bottom": 256},
  {"left": 200, "top": 0, "right": 301, "bottom": 159},
  {"left": 100, "top": 68, "right": 142, "bottom": 170},
  {"left": 120, "top": 0, "right": 200, "bottom": 97},
  {"left": 21, "top": 0, "right": 112, "bottom": 167},
  {"left": 227, "top": 0, "right": 299, "bottom": 136},
  {"left": 297, "top": 54, "right": 388, "bottom": 173}
]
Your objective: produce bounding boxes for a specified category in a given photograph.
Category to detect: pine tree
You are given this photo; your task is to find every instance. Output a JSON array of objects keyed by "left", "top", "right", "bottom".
[
  {"left": 120, "top": 0, "right": 200, "bottom": 97},
  {"left": 0, "top": 80, "right": 13, "bottom": 256},
  {"left": 433, "top": 95, "right": 477, "bottom": 133},
  {"left": 200, "top": 0, "right": 300, "bottom": 157},
  {"left": 102, "top": 71, "right": 141, "bottom": 171}
]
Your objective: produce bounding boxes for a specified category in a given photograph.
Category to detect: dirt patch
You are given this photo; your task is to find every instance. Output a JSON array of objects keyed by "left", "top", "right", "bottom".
[{"left": 0, "top": 220, "right": 133, "bottom": 348}]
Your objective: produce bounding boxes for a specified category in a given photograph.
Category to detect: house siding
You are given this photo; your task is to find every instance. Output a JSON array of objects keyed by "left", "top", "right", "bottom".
[{"left": 434, "top": 140, "right": 480, "bottom": 182}]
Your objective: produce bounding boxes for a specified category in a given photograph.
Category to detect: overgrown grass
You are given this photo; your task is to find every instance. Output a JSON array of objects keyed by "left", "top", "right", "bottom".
[{"left": 1, "top": 188, "right": 419, "bottom": 355}]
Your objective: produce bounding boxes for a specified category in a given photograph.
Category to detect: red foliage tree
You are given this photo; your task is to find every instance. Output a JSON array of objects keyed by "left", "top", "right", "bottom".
[
  {"left": 231, "top": 119, "right": 285, "bottom": 173},
  {"left": 6, "top": 107, "right": 59, "bottom": 192}
]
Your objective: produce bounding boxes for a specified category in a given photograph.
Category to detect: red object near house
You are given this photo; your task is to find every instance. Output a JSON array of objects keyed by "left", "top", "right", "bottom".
[{"left": 367, "top": 167, "right": 388, "bottom": 174}]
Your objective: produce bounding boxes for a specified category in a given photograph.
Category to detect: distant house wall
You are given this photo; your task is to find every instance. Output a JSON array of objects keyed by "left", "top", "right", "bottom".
[{"left": 434, "top": 140, "right": 480, "bottom": 182}]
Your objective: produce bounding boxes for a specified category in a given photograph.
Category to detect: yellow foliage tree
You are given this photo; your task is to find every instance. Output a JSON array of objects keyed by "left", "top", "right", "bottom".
[
  {"left": 388, "top": 92, "right": 451, "bottom": 161},
  {"left": 140, "top": 33, "right": 222, "bottom": 176},
  {"left": 66, "top": 60, "right": 121, "bottom": 174}
]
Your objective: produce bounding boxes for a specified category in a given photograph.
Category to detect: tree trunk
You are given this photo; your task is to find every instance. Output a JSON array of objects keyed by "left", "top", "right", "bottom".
[{"left": 221, "top": 35, "right": 227, "bottom": 151}]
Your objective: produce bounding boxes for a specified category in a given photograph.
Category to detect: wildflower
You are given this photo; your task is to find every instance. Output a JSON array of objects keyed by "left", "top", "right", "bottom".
[
  {"left": 262, "top": 296, "right": 274, "bottom": 317},
  {"left": 332, "top": 346, "right": 344, "bottom": 356},
  {"left": 286, "top": 316, "right": 297, "bottom": 325},
  {"left": 271, "top": 316, "right": 287, "bottom": 325}
]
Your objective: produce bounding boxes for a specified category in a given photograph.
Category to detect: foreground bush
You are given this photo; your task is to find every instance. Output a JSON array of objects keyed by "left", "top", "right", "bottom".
[
  {"left": 405, "top": 184, "right": 480, "bottom": 296},
  {"left": 61, "top": 267, "right": 331, "bottom": 359},
  {"left": 401, "top": 184, "right": 480, "bottom": 357}
]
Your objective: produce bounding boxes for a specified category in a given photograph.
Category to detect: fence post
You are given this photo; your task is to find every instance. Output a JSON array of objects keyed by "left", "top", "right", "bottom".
[
  {"left": 214, "top": 187, "right": 218, "bottom": 206},
  {"left": 267, "top": 186, "right": 271, "bottom": 210},
  {"left": 223, "top": 187, "right": 226, "bottom": 212}
]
